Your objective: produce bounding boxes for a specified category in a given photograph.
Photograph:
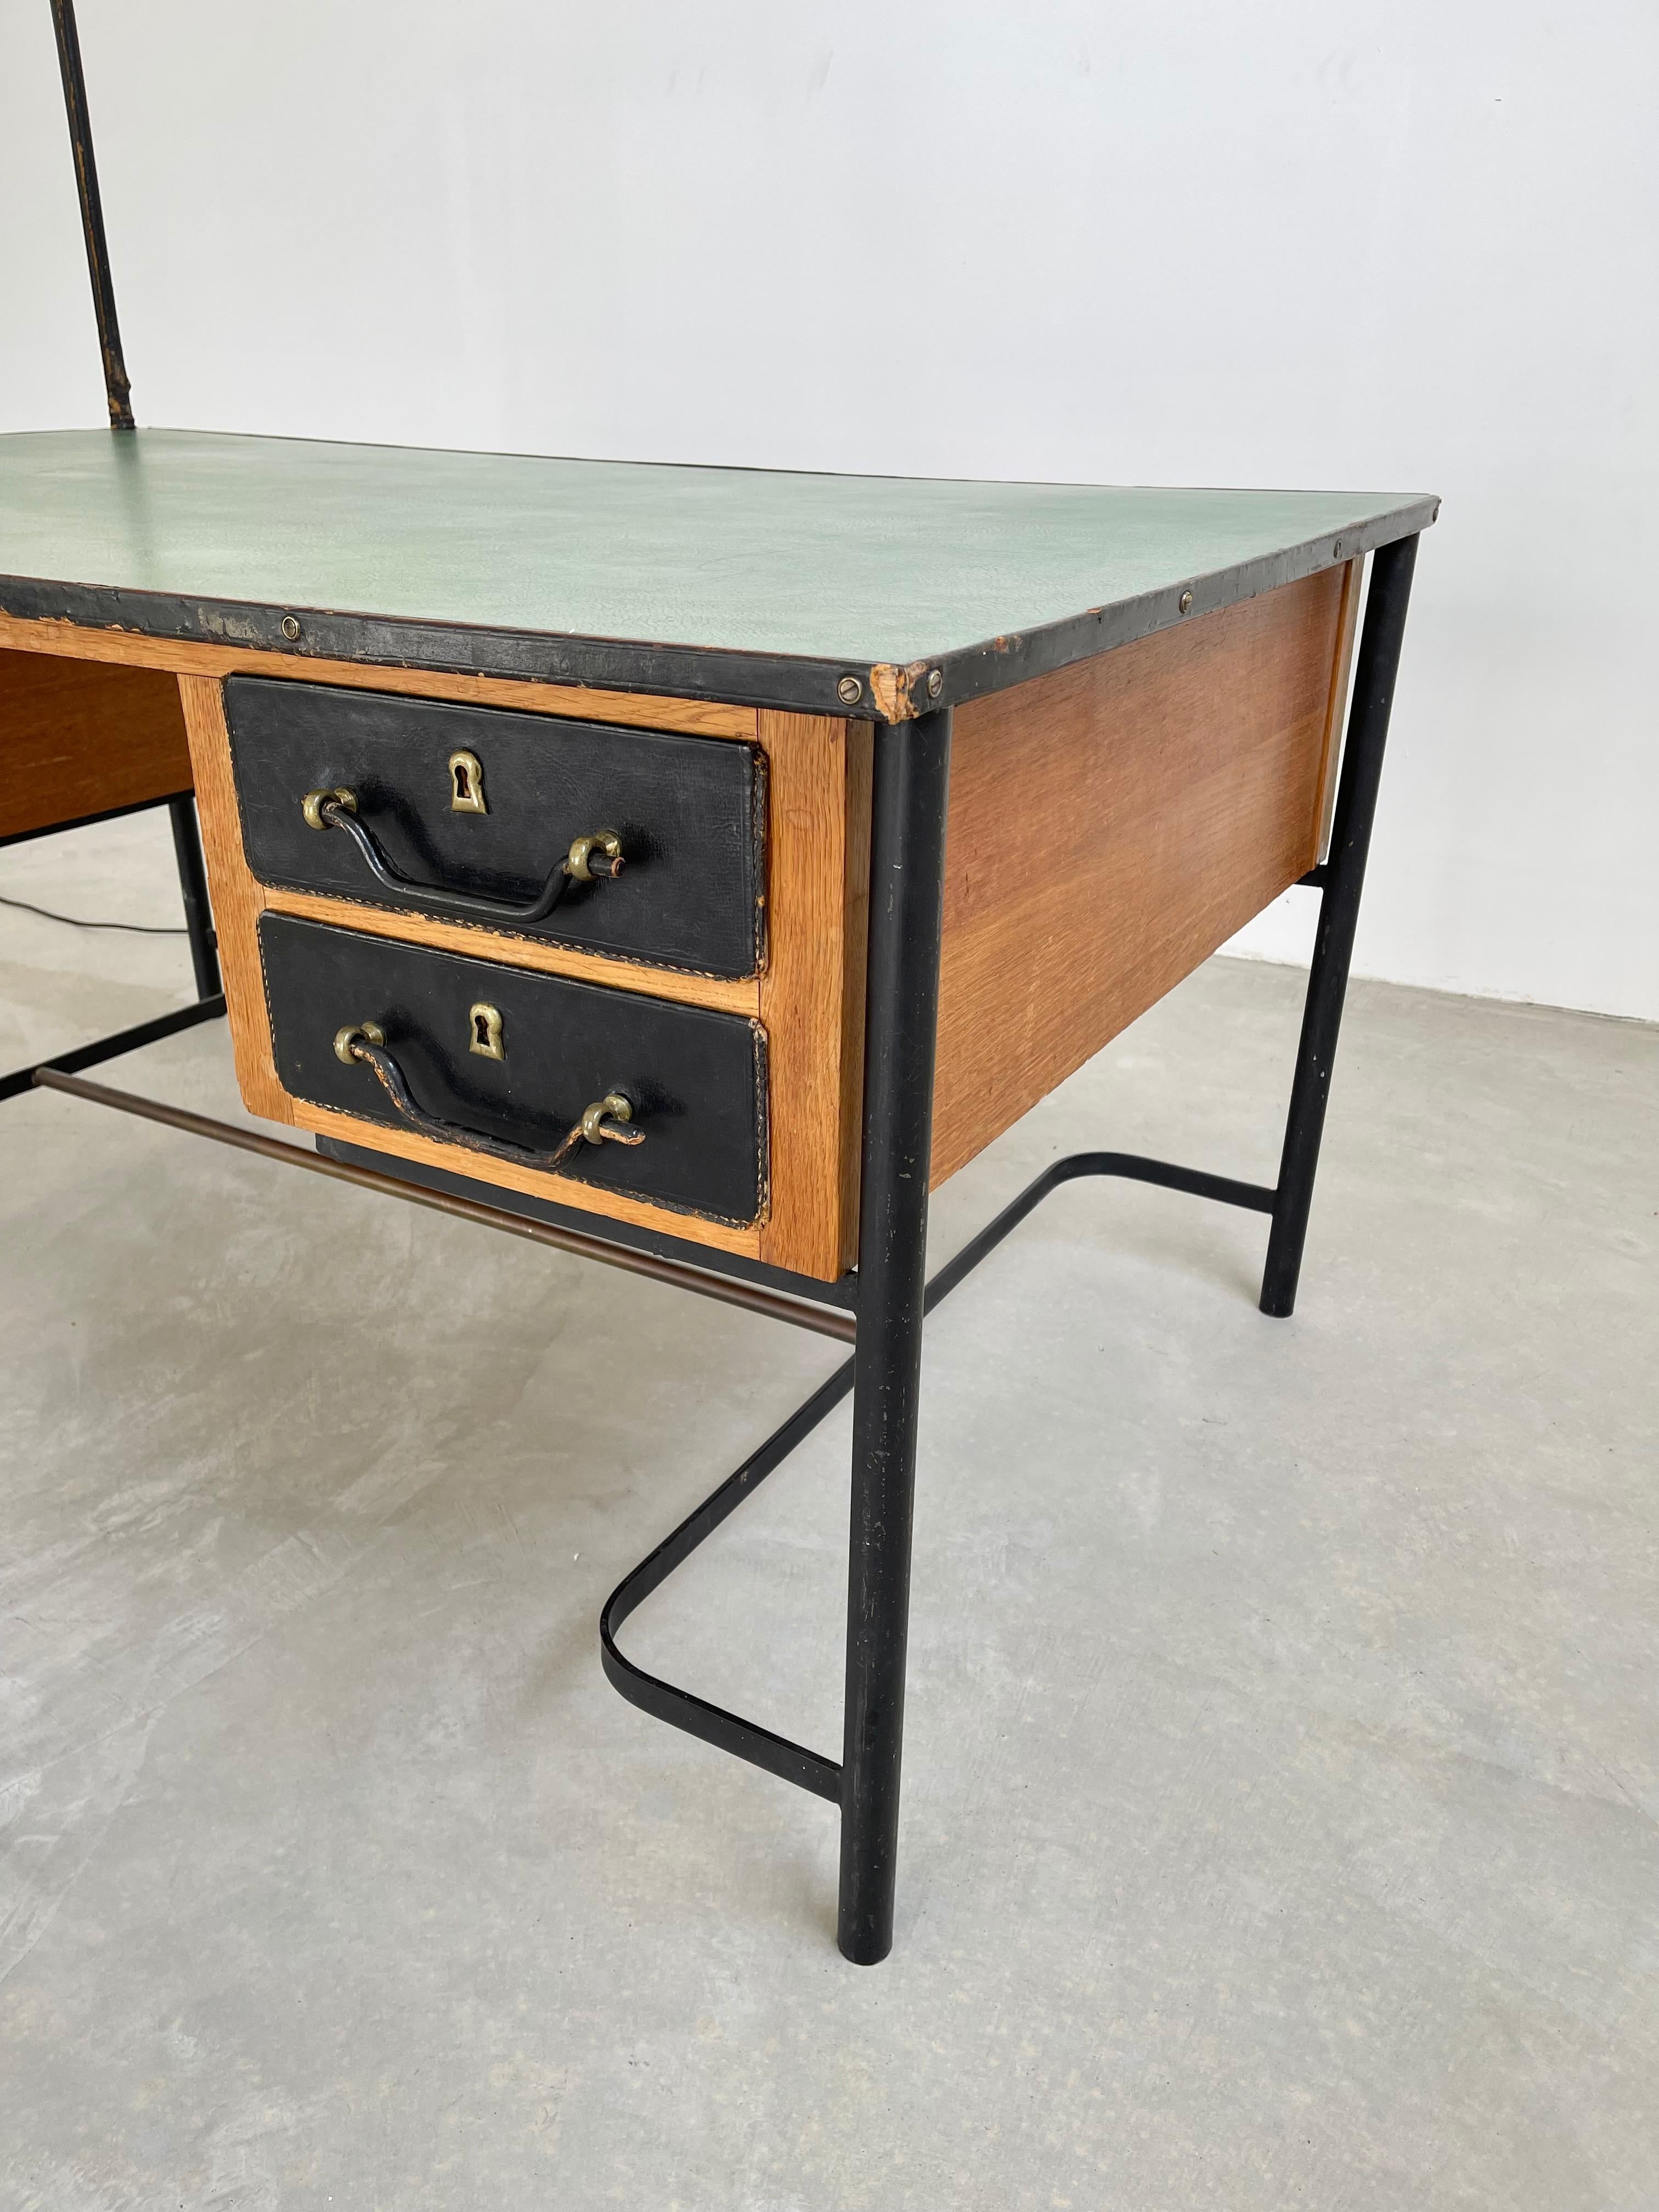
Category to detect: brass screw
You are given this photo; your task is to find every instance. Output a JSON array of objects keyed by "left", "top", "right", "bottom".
[
  {"left": 837, "top": 675, "right": 863, "bottom": 706},
  {"left": 280, "top": 614, "right": 301, "bottom": 641},
  {"left": 926, "top": 668, "right": 944, "bottom": 700},
  {"left": 1178, "top": 590, "right": 1193, "bottom": 614}
]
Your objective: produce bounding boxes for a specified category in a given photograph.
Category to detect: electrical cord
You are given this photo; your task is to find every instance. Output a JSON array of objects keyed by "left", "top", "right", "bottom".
[{"left": 0, "top": 891, "right": 187, "bottom": 936}]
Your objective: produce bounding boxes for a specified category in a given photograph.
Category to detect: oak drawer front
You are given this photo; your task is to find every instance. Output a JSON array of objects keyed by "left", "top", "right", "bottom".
[
  {"left": 259, "top": 914, "right": 767, "bottom": 1224},
  {"left": 227, "top": 678, "right": 765, "bottom": 978}
]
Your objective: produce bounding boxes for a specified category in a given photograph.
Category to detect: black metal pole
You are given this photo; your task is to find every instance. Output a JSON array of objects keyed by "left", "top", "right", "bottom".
[
  {"left": 167, "top": 797, "right": 221, "bottom": 1001},
  {"left": 838, "top": 707, "right": 952, "bottom": 1965},
  {"left": 49, "top": 0, "right": 134, "bottom": 430},
  {"left": 1260, "top": 533, "right": 1419, "bottom": 1318}
]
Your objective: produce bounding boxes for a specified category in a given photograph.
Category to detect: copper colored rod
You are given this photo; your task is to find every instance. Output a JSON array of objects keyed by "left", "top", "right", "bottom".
[{"left": 33, "top": 1069, "right": 857, "bottom": 1344}]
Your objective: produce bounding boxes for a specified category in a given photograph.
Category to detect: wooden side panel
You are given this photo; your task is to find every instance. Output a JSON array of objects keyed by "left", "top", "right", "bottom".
[
  {"left": 179, "top": 674, "right": 291, "bottom": 1122},
  {"left": 930, "top": 569, "right": 1350, "bottom": 1187},
  {"left": 257, "top": 889, "right": 760, "bottom": 1015},
  {"left": 754, "top": 711, "right": 867, "bottom": 1281},
  {"left": 0, "top": 648, "right": 193, "bottom": 839},
  {"left": 0, "top": 616, "right": 755, "bottom": 741},
  {"left": 836, "top": 721, "right": 873, "bottom": 1270}
]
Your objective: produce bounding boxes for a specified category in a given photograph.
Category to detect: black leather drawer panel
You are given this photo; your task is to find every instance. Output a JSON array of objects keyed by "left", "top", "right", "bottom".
[
  {"left": 260, "top": 915, "right": 766, "bottom": 1224},
  {"left": 226, "top": 678, "right": 765, "bottom": 979}
]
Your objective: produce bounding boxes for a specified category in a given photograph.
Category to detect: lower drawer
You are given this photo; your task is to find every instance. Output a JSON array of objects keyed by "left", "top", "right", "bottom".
[{"left": 258, "top": 915, "right": 768, "bottom": 1225}]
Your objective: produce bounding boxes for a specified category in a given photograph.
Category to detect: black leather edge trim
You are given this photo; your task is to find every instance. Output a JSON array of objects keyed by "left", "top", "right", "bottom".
[
  {"left": 0, "top": 576, "right": 868, "bottom": 716},
  {"left": 749, "top": 745, "right": 769, "bottom": 973},
  {"left": 750, "top": 1018, "right": 771, "bottom": 1224},
  {"left": 924, "top": 502, "right": 1438, "bottom": 715},
  {"left": 0, "top": 500, "right": 1435, "bottom": 723}
]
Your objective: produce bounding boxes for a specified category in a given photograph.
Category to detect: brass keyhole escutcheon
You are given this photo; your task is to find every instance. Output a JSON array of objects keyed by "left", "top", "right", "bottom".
[
  {"left": 449, "top": 750, "right": 487, "bottom": 814},
  {"left": 469, "top": 1002, "right": 505, "bottom": 1060}
]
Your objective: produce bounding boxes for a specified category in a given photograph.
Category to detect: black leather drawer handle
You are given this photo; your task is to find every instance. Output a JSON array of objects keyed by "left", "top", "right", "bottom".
[
  {"left": 332, "top": 1021, "right": 645, "bottom": 1175},
  {"left": 302, "top": 788, "right": 624, "bottom": 926}
]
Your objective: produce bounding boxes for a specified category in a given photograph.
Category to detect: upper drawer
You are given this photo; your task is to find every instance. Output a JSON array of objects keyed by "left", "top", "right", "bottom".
[{"left": 224, "top": 677, "right": 766, "bottom": 979}]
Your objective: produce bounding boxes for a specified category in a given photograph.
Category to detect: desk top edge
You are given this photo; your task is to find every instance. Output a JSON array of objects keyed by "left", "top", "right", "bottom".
[{"left": 0, "top": 430, "right": 1437, "bottom": 721}]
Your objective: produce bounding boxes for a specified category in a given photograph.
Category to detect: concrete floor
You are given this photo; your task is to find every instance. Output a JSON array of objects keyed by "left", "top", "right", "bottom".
[{"left": 2, "top": 809, "right": 1656, "bottom": 2211}]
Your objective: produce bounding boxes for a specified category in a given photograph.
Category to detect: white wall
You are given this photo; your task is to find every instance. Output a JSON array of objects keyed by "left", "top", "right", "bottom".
[{"left": 3, "top": 2, "right": 1655, "bottom": 1019}]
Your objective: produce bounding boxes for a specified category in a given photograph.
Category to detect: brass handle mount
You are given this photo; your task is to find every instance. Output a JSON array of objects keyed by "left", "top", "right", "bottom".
[
  {"left": 303, "top": 786, "right": 356, "bottom": 831},
  {"left": 564, "top": 831, "right": 623, "bottom": 883},
  {"left": 333, "top": 1017, "right": 385, "bottom": 1064},
  {"left": 578, "top": 1092, "right": 644, "bottom": 1148}
]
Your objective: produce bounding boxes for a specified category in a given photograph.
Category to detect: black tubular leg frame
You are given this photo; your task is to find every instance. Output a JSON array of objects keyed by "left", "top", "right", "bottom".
[
  {"left": 1262, "top": 532, "right": 1418, "bottom": 1315},
  {"left": 0, "top": 795, "right": 224, "bottom": 1105},
  {"left": 601, "top": 535, "right": 1419, "bottom": 1964},
  {"left": 167, "top": 794, "right": 222, "bottom": 1002}
]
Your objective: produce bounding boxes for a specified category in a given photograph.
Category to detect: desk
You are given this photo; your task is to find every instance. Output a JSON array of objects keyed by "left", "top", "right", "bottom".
[{"left": 0, "top": 427, "right": 1434, "bottom": 1961}]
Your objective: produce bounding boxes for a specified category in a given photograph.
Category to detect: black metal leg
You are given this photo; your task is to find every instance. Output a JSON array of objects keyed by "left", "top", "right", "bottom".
[
  {"left": 167, "top": 795, "right": 221, "bottom": 1001},
  {"left": 0, "top": 794, "right": 227, "bottom": 1105},
  {"left": 837, "top": 708, "right": 953, "bottom": 1965},
  {"left": 1260, "top": 534, "right": 1419, "bottom": 1318},
  {"left": 595, "top": 546, "right": 1426, "bottom": 1959}
]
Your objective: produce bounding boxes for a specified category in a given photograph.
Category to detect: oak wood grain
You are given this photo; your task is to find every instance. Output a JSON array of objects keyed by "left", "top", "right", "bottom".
[
  {"left": 0, "top": 647, "right": 193, "bottom": 839},
  {"left": 930, "top": 568, "right": 1350, "bottom": 1187},
  {"left": 836, "top": 720, "right": 873, "bottom": 1272},
  {"left": 259, "top": 888, "right": 761, "bottom": 1015},
  {"left": 178, "top": 674, "right": 291, "bottom": 1120},
  {"left": 754, "top": 711, "right": 866, "bottom": 1280}
]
